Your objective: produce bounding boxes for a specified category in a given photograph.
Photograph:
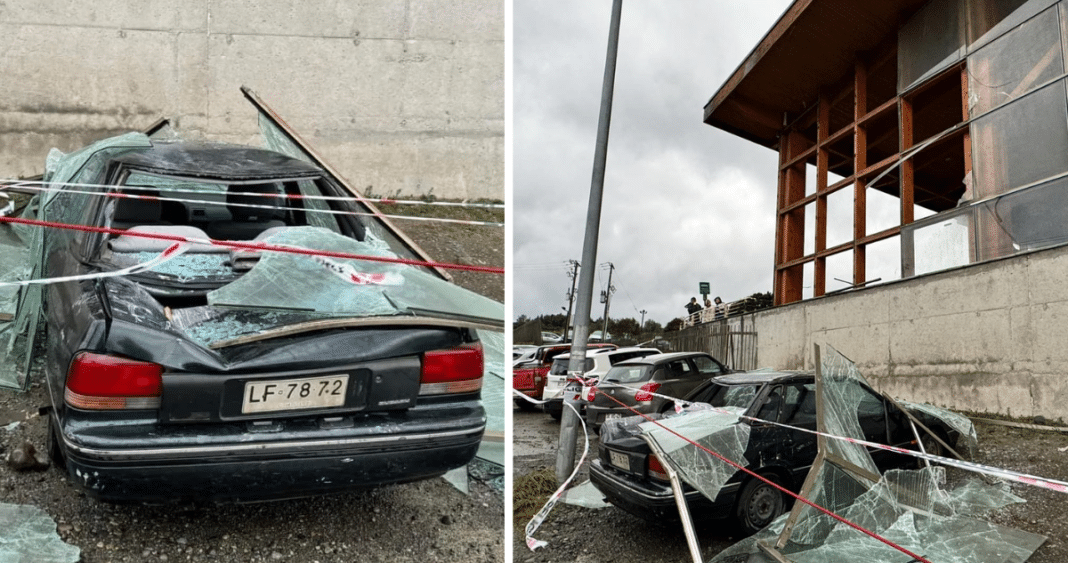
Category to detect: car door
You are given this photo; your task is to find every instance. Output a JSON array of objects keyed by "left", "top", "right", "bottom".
[{"left": 651, "top": 358, "right": 699, "bottom": 411}]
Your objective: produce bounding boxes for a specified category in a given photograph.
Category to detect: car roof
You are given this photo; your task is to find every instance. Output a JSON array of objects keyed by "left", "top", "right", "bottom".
[
  {"left": 110, "top": 141, "right": 323, "bottom": 181},
  {"left": 712, "top": 370, "right": 814, "bottom": 385},
  {"left": 552, "top": 347, "right": 659, "bottom": 361},
  {"left": 611, "top": 351, "right": 713, "bottom": 366}
]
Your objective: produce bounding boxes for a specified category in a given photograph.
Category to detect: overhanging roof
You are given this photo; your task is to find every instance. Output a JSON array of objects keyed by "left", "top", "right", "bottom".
[{"left": 703, "top": 0, "right": 929, "bottom": 148}]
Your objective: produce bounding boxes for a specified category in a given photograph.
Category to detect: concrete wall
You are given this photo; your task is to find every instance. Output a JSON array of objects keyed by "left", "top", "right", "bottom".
[
  {"left": 751, "top": 243, "right": 1068, "bottom": 422},
  {"left": 0, "top": 0, "right": 503, "bottom": 200}
]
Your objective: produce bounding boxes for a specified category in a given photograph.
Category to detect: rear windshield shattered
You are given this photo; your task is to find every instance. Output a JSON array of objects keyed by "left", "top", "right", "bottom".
[{"left": 206, "top": 227, "right": 502, "bottom": 326}]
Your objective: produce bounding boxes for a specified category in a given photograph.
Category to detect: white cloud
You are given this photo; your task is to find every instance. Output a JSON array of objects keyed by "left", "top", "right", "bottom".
[{"left": 514, "top": 0, "right": 793, "bottom": 326}]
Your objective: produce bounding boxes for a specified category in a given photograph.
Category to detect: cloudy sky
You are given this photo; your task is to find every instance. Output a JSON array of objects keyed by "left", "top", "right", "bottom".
[{"left": 513, "top": 0, "right": 794, "bottom": 328}]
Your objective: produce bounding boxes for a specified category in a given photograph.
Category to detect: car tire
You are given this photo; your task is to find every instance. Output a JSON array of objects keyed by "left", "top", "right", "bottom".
[
  {"left": 46, "top": 413, "right": 66, "bottom": 472},
  {"left": 734, "top": 473, "right": 785, "bottom": 535},
  {"left": 515, "top": 398, "right": 539, "bottom": 411},
  {"left": 549, "top": 409, "right": 562, "bottom": 421},
  {"left": 916, "top": 431, "right": 946, "bottom": 468}
]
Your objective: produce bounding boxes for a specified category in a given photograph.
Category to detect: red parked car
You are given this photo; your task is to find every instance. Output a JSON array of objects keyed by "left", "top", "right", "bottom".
[{"left": 513, "top": 343, "right": 616, "bottom": 410}]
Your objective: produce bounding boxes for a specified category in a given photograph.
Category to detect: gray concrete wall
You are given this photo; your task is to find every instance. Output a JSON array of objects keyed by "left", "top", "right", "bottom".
[
  {"left": 750, "top": 244, "right": 1068, "bottom": 422},
  {"left": 0, "top": 0, "right": 503, "bottom": 201}
]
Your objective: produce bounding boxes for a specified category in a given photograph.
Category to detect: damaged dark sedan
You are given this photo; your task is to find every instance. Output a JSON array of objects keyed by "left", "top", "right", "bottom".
[
  {"left": 22, "top": 133, "right": 500, "bottom": 503},
  {"left": 589, "top": 370, "right": 973, "bottom": 534}
]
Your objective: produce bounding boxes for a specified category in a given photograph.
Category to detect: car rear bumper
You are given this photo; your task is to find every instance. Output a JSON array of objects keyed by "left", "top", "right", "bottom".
[
  {"left": 586, "top": 404, "right": 649, "bottom": 430},
  {"left": 589, "top": 459, "right": 734, "bottom": 521},
  {"left": 59, "top": 402, "right": 485, "bottom": 503}
]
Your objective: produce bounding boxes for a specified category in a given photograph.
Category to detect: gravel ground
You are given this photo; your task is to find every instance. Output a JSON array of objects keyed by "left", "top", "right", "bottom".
[
  {"left": 0, "top": 201, "right": 505, "bottom": 563},
  {"left": 513, "top": 406, "right": 1068, "bottom": 563}
]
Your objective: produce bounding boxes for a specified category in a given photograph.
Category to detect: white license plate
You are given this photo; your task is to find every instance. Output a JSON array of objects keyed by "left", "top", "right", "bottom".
[
  {"left": 242, "top": 374, "right": 349, "bottom": 414},
  {"left": 609, "top": 451, "right": 629, "bottom": 470},
  {"left": 604, "top": 413, "right": 622, "bottom": 421}
]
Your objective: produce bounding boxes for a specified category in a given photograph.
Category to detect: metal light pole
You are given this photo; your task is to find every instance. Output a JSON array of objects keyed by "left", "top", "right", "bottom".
[
  {"left": 640, "top": 309, "right": 647, "bottom": 332},
  {"left": 556, "top": 0, "right": 623, "bottom": 485}
]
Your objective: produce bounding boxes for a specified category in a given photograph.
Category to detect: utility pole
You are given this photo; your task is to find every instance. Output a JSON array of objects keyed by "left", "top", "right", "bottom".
[
  {"left": 557, "top": 0, "right": 623, "bottom": 485},
  {"left": 563, "top": 260, "right": 580, "bottom": 342},
  {"left": 600, "top": 262, "right": 615, "bottom": 340},
  {"left": 639, "top": 309, "right": 647, "bottom": 332}
]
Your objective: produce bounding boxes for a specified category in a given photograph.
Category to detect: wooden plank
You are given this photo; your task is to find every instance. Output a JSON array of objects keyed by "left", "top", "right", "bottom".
[{"left": 239, "top": 86, "right": 452, "bottom": 281}]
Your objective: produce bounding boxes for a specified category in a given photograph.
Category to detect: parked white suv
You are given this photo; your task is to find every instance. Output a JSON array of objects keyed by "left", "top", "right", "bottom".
[{"left": 542, "top": 347, "right": 661, "bottom": 420}]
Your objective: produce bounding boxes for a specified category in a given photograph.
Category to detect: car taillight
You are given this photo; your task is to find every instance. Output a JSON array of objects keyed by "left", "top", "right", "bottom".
[
  {"left": 419, "top": 342, "right": 484, "bottom": 396},
  {"left": 585, "top": 386, "right": 597, "bottom": 402},
  {"left": 634, "top": 382, "right": 661, "bottom": 402},
  {"left": 65, "top": 352, "right": 163, "bottom": 410},
  {"left": 647, "top": 454, "right": 669, "bottom": 482}
]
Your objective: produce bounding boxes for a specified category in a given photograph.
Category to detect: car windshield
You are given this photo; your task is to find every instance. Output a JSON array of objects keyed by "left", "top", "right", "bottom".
[
  {"left": 604, "top": 364, "right": 651, "bottom": 384},
  {"left": 704, "top": 383, "right": 761, "bottom": 409}
]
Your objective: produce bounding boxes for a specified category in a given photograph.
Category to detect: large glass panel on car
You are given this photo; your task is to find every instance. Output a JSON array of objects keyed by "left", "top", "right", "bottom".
[{"left": 207, "top": 227, "right": 502, "bottom": 330}]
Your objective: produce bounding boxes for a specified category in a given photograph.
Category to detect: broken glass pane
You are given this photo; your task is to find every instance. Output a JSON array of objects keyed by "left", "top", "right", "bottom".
[
  {"left": 257, "top": 114, "right": 423, "bottom": 265},
  {"left": 207, "top": 227, "right": 502, "bottom": 328},
  {"left": 0, "top": 503, "right": 80, "bottom": 563},
  {"left": 638, "top": 407, "right": 751, "bottom": 503},
  {"left": 712, "top": 345, "right": 1047, "bottom": 563}
]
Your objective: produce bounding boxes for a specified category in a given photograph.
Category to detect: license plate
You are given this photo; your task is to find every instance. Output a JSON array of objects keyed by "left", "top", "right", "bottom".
[
  {"left": 604, "top": 413, "right": 622, "bottom": 421},
  {"left": 242, "top": 374, "right": 349, "bottom": 414},
  {"left": 609, "top": 451, "right": 629, "bottom": 470}
]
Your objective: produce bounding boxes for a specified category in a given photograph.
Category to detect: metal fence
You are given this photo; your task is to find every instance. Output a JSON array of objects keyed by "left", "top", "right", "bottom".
[{"left": 662, "top": 314, "right": 758, "bottom": 371}]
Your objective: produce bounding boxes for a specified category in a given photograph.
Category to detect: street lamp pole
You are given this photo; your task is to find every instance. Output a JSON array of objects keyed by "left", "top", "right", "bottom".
[{"left": 556, "top": 0, "right": 623, "bottom": 485}]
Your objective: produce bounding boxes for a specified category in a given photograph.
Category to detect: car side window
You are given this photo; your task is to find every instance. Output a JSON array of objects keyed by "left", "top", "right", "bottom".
[
  {"left": 666, "top": 360, "right": 692, "bottom": 379},
  {"left": 690, "top": 355, "right": 723, "bottom": 376},
  {"left": 855, "top": 386, "right": 889, "bottom": 442},
  {"left": 782, "top": 383, "right": 818, "bottom": 429},
  {"left": 755, "top": 386, "right": 783, "bottom": 422}
]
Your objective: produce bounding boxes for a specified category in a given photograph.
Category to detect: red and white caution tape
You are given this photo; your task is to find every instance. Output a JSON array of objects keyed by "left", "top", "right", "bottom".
[
  {"left": 523, "top": 399, "right": 590, "bottom": 551},
  {"left": 312, "top": 255, "right": 404, "bottom": 286},
  {"left": 2, "top": 180, "right": 503, "bottom": 227},
  {"left": 0, "top": 242, "right": 189, "bottom": 287},
  {"left": 0, "top": 215, "right": 504, "bottom": 275}
]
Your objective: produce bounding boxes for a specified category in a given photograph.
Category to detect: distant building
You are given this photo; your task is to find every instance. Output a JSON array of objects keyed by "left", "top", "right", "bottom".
[
  {"left": 706, "top": 0, "right": 1067, "bottom": 305},
  {"left": 703, "top": 0, "right": 1068, "bottom": 421}
]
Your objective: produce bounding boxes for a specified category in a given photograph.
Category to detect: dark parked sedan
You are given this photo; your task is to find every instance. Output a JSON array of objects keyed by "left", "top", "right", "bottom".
[
  {"left": 585, "top": 352, "right": 729, "bottom": 430},
  {"left": 22, "top": 134, "right": 499, "bottom": 503},
  {"left": 589, "top": 370, "right": 966, "bottom": 534}
]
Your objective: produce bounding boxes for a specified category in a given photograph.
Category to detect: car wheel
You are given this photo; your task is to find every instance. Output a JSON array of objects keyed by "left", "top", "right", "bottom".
[
  {"left": 46, "top": 413, "right": 66, "bottom": 472},
  {"left": 514, "top": 398, "right": 539, "bottom": 411},
  {"left": 734, "top": 474, "right": 785, "bottom": 535},
  {"left": 549, "top": 409, "right": 562, "bottom": 421},
  {"left": 917, "top": 431, "right": 946, "bottom": 468}
]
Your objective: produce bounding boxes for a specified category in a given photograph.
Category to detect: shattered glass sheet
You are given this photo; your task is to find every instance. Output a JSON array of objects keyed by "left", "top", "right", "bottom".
[
  {"left": 562, "top": 481, "right": 611, "bottom": 509},
  {"left": 0, "top": 133, "right": 153, "bottom": 389},
  {"left": 0, "top": 225, "right": 31, "bottom": 389},
  {"left": 637, "top": 406, "right": 750, "bottom": 503},
  {"left": 478, "top": 329, "right": 505, "bottom": 435},
  {"left": 207, "top": 227, "right": 502, "bottom": 327},
  {"left": 0, "top": 503, "right": 80, "bottom": 563},
  {"left": 818, "top": 349, "right": 882, "bottom": 477},
  {"left": 711, "top": 345, "right": 1046, "bottom": 563},
  {"left": 168, "top": 307, "right": 332, "bottom": 349},
  {"left": 898, "top": 399, "right": 980, "bottom": 460},
  {"left": 257, "top": 115, "right": 419, "bottom": 263}
]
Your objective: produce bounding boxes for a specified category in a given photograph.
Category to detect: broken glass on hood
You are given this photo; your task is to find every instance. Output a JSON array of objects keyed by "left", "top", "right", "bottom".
[{"left": 205, "top": 227, "right": 502, "bottom": 338}]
